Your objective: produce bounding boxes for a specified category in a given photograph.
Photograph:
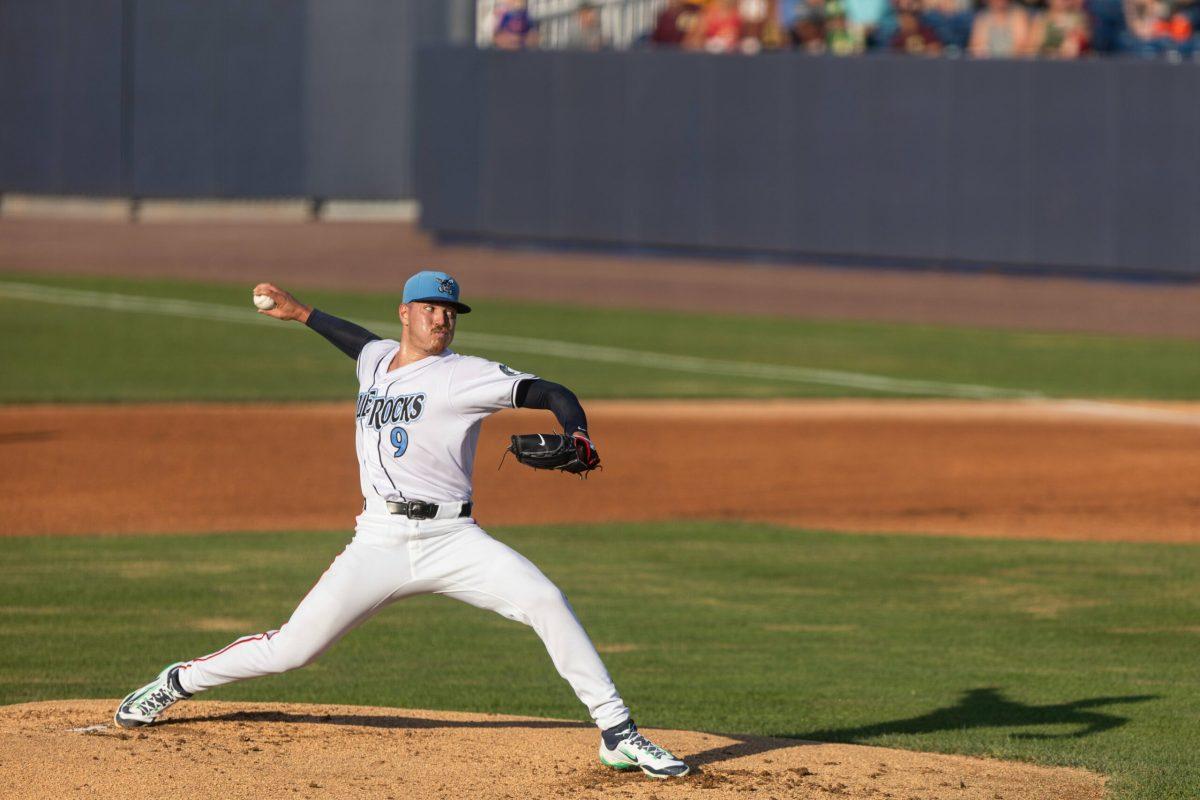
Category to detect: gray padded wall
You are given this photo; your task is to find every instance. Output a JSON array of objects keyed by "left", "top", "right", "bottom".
[
  {"left": 132, "top": 0, "right": 306, "bottom": 197},
  {"left": 416, "top": 48, "right": 1200, "bottom": 277},
  {"left": 0, "top": 0, "right": 125, "bottom": 194},
  {"left": 1109, "top": 62, "right": 1200, "bottom": 274},
  {"left": 414, "top": 47, "right": 484, "bottom": 231},
  {"left": 306, "top": 0, "right": 451, "bottom": 199},
  {"left": 0, "top": 0, "right": 464, "bottom": 199}
]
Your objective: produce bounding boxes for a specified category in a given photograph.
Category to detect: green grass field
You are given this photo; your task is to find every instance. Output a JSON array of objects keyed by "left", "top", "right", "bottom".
[
  {"left": 2, "top": 526, "right": 1197, "bottom": 800},
  {"left": 3, "top": 273, "right": 1199, "bottom": 401},
  {"left": 3, "top": 271, "right": 1199, "bottom": 799}
]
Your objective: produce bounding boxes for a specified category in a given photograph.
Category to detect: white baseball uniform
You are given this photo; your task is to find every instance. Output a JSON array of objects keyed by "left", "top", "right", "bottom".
[{"left": 177, "top": 341, "right": 631, "bottom": 730}]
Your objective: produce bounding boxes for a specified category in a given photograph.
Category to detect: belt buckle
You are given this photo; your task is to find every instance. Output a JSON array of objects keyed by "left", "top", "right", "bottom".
[{"left": 407, "top": 500, "right": 434, "bottom": 520}]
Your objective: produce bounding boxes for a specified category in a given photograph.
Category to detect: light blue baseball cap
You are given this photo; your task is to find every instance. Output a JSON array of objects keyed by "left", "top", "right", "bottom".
[{"left": 402, "top": 270, "right": 471, "bottom": 314}]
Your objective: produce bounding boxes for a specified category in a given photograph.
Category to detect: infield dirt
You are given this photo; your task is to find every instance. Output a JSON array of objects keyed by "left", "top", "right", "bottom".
[
  {"left": 2, "top": 399, "right": 1199, "bottom": 542},
  {"left": 1, "top": 700, "right": 1105, "bottom": 800}
]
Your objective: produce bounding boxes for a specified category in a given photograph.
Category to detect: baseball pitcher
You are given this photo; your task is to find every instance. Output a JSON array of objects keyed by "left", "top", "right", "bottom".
[{"left": 113, "top": 271, "right": 689, "bottom": 780}]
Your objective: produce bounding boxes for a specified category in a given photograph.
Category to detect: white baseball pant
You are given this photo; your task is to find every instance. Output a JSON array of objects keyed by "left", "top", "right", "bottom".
[{"left": 176, "top": 512, "right": 631, "bottom": 730}]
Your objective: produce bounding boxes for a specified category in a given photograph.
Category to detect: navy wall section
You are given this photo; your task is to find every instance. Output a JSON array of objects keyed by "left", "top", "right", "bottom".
[
  {"left": 0, "top": 0, "right": 452, "bottom": 199},
  {"left": 306, "top": 0, "right": 450, "bottom": 199},
  {"left": 0, "top": 0, "right": 125, "bottom": 195},
  {"left": 416, "top": 48, "right": 1200, "bottom": 277},
  {"left": 414, "top": 47, "right": 484, "bottom": 231},
  {"left": 132, "top": 0, "right": 307, "bottom": 197}
]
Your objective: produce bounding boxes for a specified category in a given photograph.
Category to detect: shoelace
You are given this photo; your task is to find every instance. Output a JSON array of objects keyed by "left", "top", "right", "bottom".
[
  {"left": 136, "top": 686, "right": 178, "bottom": 714},
  {"left": 625, "top": 731, "right": 673, "bottom": 760}
]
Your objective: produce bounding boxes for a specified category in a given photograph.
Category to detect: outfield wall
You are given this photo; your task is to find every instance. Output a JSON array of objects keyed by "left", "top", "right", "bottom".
[
  {"left": 0, "top": 0, "right": 465, "bottom": 200},
  {"left": 415, "top": 48, "right": 1200, "bottom": 278}
]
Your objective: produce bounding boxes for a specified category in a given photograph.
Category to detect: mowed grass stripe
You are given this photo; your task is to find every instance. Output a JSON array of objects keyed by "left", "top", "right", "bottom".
[
  {"left": 0, "top": 524, "right": 1197, "bottom": 800},
  {"left": 0, "top": 280, "right": 1026, "bottom": 399}
]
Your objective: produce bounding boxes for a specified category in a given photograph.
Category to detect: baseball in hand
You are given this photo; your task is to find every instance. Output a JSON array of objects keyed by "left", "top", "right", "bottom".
[{"left": 253, "top": 293, "right": 276, "bottom": 311}]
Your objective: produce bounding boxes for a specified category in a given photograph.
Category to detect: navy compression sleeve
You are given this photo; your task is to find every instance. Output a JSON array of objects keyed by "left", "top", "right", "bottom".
[
  {"left": 514, "top": 379, "right": 588, "bottom": 436},
  {"left": 305, "top": 308, "right": 381, "bottom": 360}
]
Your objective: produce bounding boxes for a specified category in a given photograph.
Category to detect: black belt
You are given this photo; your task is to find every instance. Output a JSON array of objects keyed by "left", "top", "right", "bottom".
[{"left": 384, "top": 499, "right": 472, "bottom": 520}]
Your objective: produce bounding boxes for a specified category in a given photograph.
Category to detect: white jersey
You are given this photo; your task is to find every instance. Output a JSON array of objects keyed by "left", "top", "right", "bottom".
[{"left": 353, "top": 340, "right": 536, "bottom": 503}]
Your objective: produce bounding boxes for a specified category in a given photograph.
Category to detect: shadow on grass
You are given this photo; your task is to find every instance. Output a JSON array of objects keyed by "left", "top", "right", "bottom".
[
  {"left": 793, "top": 687, "right": 1158, "bottom": 743},
  {"left": 684, "top": 687, "right": 1158, "bottom": 768}
]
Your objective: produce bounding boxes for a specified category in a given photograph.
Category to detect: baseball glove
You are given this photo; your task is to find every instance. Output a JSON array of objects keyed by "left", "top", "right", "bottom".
[{"left": 507, "top": 433, "right": 601, "bottom": 475}]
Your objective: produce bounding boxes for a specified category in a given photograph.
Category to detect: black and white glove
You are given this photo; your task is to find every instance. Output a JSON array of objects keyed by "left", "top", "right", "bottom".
[{"left": 507, "top": 432, "right": 601, "bottom": 475}]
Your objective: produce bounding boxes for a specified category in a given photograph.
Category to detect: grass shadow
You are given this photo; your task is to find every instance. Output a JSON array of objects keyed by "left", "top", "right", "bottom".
[
  {"left": 791, "top": 687, "right": 1158, "bottom": 743},
  {"left": 685, "top": 687, "right": 1158, "bottom": 768}
]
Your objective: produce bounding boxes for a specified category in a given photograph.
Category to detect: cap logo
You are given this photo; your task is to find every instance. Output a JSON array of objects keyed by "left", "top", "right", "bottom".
[{"left": 437, "top": 277, "right": 457, "bottom": 296}]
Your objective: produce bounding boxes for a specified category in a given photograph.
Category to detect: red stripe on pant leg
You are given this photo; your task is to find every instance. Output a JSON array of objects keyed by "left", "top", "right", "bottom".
[
  {"left": 186, "top": 550, "right": 345, "bottom": 667},
  {"left": 191, "top": 632, "right": 271, "bottom": 663}
]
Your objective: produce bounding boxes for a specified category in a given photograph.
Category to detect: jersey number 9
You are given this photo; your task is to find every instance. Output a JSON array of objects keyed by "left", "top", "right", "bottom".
[{"left": 390, "top": 426, "right": 409, "bottom": 458}]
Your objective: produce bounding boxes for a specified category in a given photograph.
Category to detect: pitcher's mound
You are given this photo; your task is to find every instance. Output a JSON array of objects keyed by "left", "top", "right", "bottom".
[{"left": 1, "top": 701, "right": 1104, "bottom": 800}]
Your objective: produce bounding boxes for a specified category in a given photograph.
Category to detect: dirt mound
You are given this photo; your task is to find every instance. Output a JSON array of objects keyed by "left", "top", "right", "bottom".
[
  {"left": 3, "top": 400, "right": 1200, "bottom": 542},
  {"left": 0, "top": 700, "right": 1104, "bottom": 800}
]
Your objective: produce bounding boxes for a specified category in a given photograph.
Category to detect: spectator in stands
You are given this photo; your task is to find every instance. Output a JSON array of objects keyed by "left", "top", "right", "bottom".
[
  {"left": 790, "top": 14, "right": 830, "bottom": 48},
  {"left": 696, "top": 0, "right": 745, "bottom": 51},
  {"left": 923, "top": 0, "right": 976, "bottom": 51},
  {"left": 1124, "top": 0, "right": 1161, "bottom": 41},
  {"left": 890, "top": 0, "right": 944, "bottom": 51},
  {"left": 1086, "top": 0, "right": 1127, "bottom": 51},
  {"left": 740, "top": 0, "right": 788, "bottom": 51},
  {"left": 969, "top": 0, "right": 1031, "bottom": 56},
  {"left": 843, "top": 0, "right": 893, "bottom": 47},
  {"left": 1121, "top": 0, "right": 1195, "bottom": 56},
  {"left": 784, "top": 0, "right": 830, "bottom": 49},
  {"left": 494, "top": 0, "right": 540, "bottom": 49},
  {"left": 566, "top": 1, "right": 609, "bottom": 49},
  {"left": 825, "top": 0, "right": 867, "bottom": 51},
  {"left": 1027, "top": 0, "right": 1092, "bottom": 55},
  {"left": 1156, "top": 2, "right": 1196, "bottom": 53},
  {"left": 651, "top": 0, "right": 704, "bottom": 46}
]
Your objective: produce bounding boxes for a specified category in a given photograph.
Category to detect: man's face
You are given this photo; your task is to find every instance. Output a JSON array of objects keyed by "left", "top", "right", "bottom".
[{"left": 399, "top": 300, "right": 458, "bottom": 354}]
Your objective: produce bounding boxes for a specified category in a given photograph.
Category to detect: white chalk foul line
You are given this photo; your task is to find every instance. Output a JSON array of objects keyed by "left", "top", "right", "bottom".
[{"left": 1, "top": 280, "right": 1029, "bottom": 399}]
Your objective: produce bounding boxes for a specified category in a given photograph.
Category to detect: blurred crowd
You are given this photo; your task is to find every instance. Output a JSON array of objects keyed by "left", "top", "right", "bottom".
[{"left": 493, "top": 0, "right": 1200, "bottom": 58}]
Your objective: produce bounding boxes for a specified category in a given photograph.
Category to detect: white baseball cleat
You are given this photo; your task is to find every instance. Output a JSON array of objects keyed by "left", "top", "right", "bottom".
[
  {"left": 114, "top": 662, "right": 192, "bottom": 729},
  {"left": 599, "top": 720, "right": 690, "bottom": 778}
]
